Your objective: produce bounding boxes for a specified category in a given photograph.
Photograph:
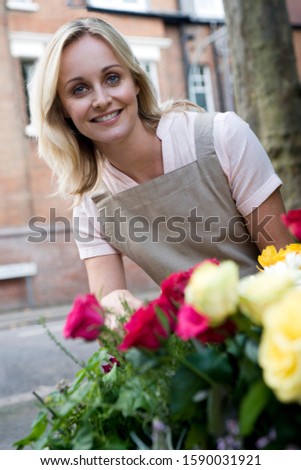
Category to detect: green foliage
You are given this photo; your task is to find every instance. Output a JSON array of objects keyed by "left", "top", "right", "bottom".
[{"left": 15, "top": 312, "right": 301, "bottom": 450}]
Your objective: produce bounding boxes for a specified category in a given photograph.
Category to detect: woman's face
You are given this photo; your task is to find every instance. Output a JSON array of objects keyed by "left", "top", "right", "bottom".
[{"left": 57, "top": 34, "right": 140, "bottom": 150}]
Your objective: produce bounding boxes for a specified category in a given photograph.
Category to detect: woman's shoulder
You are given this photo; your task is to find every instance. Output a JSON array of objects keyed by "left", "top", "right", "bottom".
[
  {"left": 157, "top": 110, "right": 199, "bottom": 138},
  {"left": 159, "top": 109, "right": 240, "bottom": 131},
  {"left": 213, "top": 111, "right": 251, "bottom": 132}
]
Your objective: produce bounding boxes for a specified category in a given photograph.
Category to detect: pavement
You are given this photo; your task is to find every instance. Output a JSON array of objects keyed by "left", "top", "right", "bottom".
[
  {"left": 0, "top": 288, "right": 160, "bottom": 331},
  {"left": 0, "top": 303, "right": 72, "bottom": 331}
]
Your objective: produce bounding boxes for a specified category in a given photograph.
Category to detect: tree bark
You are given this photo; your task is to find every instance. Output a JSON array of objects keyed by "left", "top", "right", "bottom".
[{"left": 223, "top": 0, "right": 301, "bottom": 209}]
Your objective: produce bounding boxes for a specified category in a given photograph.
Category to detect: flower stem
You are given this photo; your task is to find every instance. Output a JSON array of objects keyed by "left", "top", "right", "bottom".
[
  {"left": 180, "top": 358, "right": 216, "bottom": 387},
  {"left": 39, "top": 317, "right": 85, "bottom": 369}
]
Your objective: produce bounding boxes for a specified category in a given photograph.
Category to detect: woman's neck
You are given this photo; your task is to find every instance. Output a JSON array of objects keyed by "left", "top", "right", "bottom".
[{"left": 100, "top": 126, "right": 163, "bottom": 184}]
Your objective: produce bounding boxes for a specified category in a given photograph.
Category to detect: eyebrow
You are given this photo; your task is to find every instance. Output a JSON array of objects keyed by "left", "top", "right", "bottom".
[{"left": 64, "top": 64, "right": 124, "bottom": 87}]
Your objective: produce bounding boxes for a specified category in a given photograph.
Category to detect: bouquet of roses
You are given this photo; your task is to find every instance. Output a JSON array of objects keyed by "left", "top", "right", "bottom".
[{"left": 16, "top": 210, "right": 301, "bottom": 450}]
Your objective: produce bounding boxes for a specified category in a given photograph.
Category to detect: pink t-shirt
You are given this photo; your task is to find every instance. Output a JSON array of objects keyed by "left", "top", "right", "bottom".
[{"left": 73, "top": 111, "right": 282, "bottom": 259}]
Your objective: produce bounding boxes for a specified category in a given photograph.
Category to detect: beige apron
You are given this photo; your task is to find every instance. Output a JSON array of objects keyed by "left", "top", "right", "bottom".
[{"left": 92, "top": 112, "right": 259, "bottom": 285}]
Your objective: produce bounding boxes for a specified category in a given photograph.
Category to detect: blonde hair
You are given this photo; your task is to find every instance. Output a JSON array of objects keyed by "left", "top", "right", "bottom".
[{"left": 30, "top": 17, "right": 203, "bottom": 197}]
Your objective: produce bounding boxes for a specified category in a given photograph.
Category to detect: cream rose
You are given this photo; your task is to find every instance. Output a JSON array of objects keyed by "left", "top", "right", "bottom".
[
  {"left": 238, "top": 270, "right": 295, "bottom": 325},
  {"left": 184, "top": 260, "right": 239, "bottom": 326},
  {"left": 258, "top": 290, "right": 301, "bottom": 403}
]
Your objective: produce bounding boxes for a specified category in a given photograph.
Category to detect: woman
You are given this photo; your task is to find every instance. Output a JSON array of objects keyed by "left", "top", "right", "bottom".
[{"left": 30, "top": 17, "right": 292, "bottom": 318}]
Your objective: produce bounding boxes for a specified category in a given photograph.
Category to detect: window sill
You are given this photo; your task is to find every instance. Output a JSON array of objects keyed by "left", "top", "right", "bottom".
[{"left": 6, "top": 1, "right": 39, "bottom": 12}]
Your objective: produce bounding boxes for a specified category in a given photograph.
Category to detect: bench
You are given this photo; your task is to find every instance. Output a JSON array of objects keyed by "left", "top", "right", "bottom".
[{"left": 0, "top": 262, "right": 38, "bottom": 308}]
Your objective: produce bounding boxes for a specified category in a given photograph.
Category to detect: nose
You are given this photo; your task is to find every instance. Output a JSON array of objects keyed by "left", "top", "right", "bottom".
[{"left": 92, "top": 86, "right": 112, "bottom": 109}]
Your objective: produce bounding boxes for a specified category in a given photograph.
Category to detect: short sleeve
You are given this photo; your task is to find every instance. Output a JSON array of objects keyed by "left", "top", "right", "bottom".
[
  {"left": 213, "top": 112, "right": 282, "bottom": 216},
  {"left": 72, "top": 194, "right": 119, "bottom": 260}
]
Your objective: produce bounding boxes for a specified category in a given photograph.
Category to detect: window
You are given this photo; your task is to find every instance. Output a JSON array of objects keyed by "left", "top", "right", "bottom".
[
  {"left": 188, "top": 64, "right": 215, "bottom": 112},
  {"left": 9, "top": 32, "right": 51, "bottom": 136},
  {"left": 193, "top": 0, "right": 224, "bottom": 20},
  {"left": 21, "top": 60, "right": 36, "bottom": 131},
  {"left": 140, "top": 60, "right": 160, "bottom": 102},
  {"left": 6, "top": 0, "right": 39, "bottom": 11},
  {"left": 127, "top": 36, "right": 171, "bottom": 102},
  {"left": 86, "top": 0, "right": 148, "bottom": 12}
]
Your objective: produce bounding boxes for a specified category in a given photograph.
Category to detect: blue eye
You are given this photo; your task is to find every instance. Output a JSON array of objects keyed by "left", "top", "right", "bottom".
[
  {"left": 73, "top": 85, "right": 88, "bottom": 95},
  {"left": 107, "top": 74, "right": 119, "bottom": 85}
]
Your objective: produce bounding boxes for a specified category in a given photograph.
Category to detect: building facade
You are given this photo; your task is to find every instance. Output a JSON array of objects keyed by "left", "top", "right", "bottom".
[{"left": 0, "top": 0, "right": 300, "bottom": 311}]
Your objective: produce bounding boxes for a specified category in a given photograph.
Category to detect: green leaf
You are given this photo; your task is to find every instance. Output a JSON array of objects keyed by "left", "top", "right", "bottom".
[
  {"left": 239, "top": 379, "right": 271, "bottom": 436},
  {"left": 102, "top": 362, "right": 118, "bottom": 383},
  {"left": 171, "top": 345, "right": 233, "bottom": 420},
  {"left": 85, "top": 349, "right": 108, "bottom": 373},
  {"left": 244, "top": 340, "right": 259, "bottom": 364},
  {"left": 57, "top": 381, "right": 98, "bottom": 418},
  {"left": 184, "top": 422, "right": 208, "bottom": 450},
  {"left": 170, "top": 364, "right": 206, "bottom": 419},
  {"left": 126, "top": 347, "right": 159, "bottom": 372},
  {"left": 14, "top": 411, "right": 48, "bottom": 449},
  {"left": 186, "top": 346, "right": 233, "bottom": 385},
  {"left": 72, "top": 422, "right": 94, "bottom": 450},
  {"left": 114, "top": 377, "right": 153, "bottom": 416},
  {"left": 155, "top": 306, "right": 170, "bottom": 335},
  {"left": 207, "top": 386, "right": 227, "bottom": 437}
]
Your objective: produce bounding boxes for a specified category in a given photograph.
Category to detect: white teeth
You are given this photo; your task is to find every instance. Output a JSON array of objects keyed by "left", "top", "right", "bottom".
[{"left": 94, "top": 111, "right": 119, "bottom": 122}]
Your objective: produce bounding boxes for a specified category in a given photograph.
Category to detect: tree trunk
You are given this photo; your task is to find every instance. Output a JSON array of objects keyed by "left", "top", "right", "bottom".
[{"left": 223, "top": 0, "right": 301, "bottom": 209}]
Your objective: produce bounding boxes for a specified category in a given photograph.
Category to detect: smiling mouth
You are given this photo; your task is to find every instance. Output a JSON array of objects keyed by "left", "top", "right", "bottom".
[{"left": 92, "top": 111, "right": 120, "bottom": 123}]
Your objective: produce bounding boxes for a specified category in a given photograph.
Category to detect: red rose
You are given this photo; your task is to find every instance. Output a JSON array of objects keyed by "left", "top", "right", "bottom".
[
  {"left": 175, "top": 304, "right": 209, "bottom": 340},
  {"left": 63, "top": 294, "right": 104, "bottom": 341},
  {"left": 119, "top": 296, "right": 176, "bottom": 351},
  {"left": 281, "top": 209, "right": 301, "bottom": 241},
  {"left": 160, "top": 259, "right": 220, "bottom": 308},
  {"left": 197, "top": 319, "right": 237, "bottom": 344},
  {"left": 161, "top": 269, "right": 194, "bottom": 306}
]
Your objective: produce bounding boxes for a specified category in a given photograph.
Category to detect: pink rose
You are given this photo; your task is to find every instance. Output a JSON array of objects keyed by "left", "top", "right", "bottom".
[
  {"left": 281, "top": 209, "right": 301, "bottom": 241},
  {"left": 176, "top": 304, "right": 236, "bottom": 344},
  {"left": 119, "top": 296, "right": 176, "bottom": 351},
  {"left": 63, "top": 294, "right": 104, "bottom": 341},
  {"left": 196, "top": 319, "right": 237, "bottom": 344},
  {"left": 175, "top": 304, "right": 209, "bottom": 340}
]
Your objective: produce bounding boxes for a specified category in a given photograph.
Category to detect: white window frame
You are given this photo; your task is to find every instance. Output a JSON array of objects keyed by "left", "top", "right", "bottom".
[
  {"left": 139, "top": 60, "right": 161, "bottom": 102},
  {"left": 193, "top": 0, "right": 224, "bottom": 20},
  {"left": 6, "top": 0, "right": 39, "bottom": 12},
  {"left": 86, "top": 0, "right": 148, "bottom": 12},
  {"left": 21, "top": 60, "right": 36, "bottom": 127},
  {"left": 9, "top": 32, "right": 52, "bottom": 136},
  {"left": 188, "top": 64, "right": 215, "bottom": 112},
  {"left": 128, "top": 36, "right": 171, "bottom": 102}
]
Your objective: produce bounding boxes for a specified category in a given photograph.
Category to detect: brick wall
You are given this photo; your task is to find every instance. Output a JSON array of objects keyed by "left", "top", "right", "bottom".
[
  {"left": 2, "top": 0, "right": 299, "bottom": 312},
  {"left": 0, "top": 0, "right": 169, "bottom": 311},
  {"left": 0, "top": 6, "right": 31, "bottom": 228}
]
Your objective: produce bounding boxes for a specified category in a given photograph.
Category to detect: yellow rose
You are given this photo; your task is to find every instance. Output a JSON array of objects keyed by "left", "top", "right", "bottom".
[
  {"left": 258, "top": 290, "right": 301, "bottom": 403},
  {"left": 184, "top": 260, "right": 239, "bottom": 326},
  {"left": 238, "top": 270, "right": 295, "bottom": 325}
]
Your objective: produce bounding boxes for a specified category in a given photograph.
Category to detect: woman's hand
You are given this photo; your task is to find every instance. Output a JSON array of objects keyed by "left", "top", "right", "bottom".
[{"left": 100, "top": 289, "right": 143, "bottom": 329}]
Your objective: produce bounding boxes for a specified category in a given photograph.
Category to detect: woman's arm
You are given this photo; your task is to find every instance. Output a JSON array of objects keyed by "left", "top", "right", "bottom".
[
  {"left": 84, "top": 254, "right": 143, "bottom": 326},
  {"left": 85, "top": 253, "right": 126, "bottom": 297},
  {"left": 244, "top": 188, "right": 293, "bottom": 251}
]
